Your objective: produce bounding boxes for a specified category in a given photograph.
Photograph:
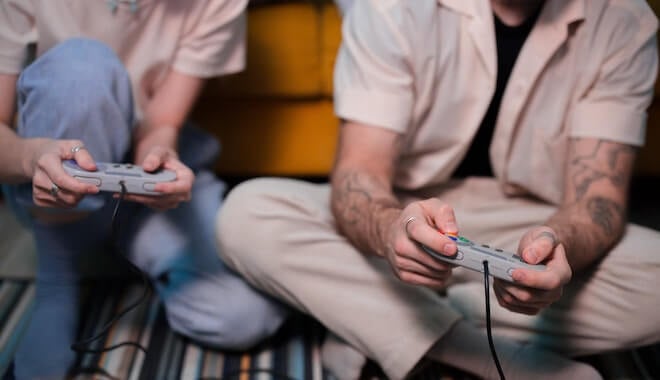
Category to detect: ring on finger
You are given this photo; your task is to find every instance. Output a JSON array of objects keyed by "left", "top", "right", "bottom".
[
  {"left": 71, "top": 145, "right": 86, "bottom": 154},
  {"left": 50, "top": 183, "right": 60, "bottom": 197},
  {"left": 404, "top": 216, "right": 417, "bottom": 236}
]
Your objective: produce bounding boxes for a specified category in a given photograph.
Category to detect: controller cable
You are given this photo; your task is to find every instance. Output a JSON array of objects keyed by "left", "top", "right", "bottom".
[
  {"left": 66, "top": 182, "right": 297, "bottom": 380},
  {"left": 483, "top": 260, "right": 506, "bottom": 380},
  {"left": 68, "top": 181, "right": 151, "bottom": 379}
]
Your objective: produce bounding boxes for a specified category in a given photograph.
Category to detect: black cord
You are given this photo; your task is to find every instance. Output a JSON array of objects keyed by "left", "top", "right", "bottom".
[
  {"left": 483, "top": 260, "right": 506, "bottom": 380},
  {"left": 69, "top": 182, "right": 151, "bottom": 377}
]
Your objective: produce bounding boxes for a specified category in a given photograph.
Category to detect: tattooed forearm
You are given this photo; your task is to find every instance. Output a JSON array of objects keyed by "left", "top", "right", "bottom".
[
  {"left": 570, "top": 140, "right": 636, "bottom": 201},
  {"left": 546, "top": 138, "right": 634, "bottom": 272},
  {"left": 331, "top": 171, "right": 400, "bottom": 256},
  {"left": 587, "top": 196, "right": 624, "bottom": 236}
]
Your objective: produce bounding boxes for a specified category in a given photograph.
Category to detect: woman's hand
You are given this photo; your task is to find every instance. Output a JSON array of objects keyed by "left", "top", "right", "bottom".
[{"left": 27, "top": 138, "right": 99, "bottom": 208}]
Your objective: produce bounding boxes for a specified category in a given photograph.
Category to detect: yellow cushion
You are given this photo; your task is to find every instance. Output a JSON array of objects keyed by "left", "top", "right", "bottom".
[
  {"left": 321, "top": 3, "right": 342, "bottom": 95},
  {"left": 193, "top": 100, "right": 339, "bottom": 175},
  {"left": 207, "top": 3, "right": 325, "bottom": 99}
]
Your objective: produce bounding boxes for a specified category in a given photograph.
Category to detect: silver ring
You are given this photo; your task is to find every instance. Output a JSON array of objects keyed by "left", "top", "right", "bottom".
[
  {"left": 50, "top": 183, "right": 60, "bottom": 197},
  {"left": 71, "top": 145, "right": 85, "bottom": 154},
  {"left": 404, "top": 216, "right": 417, "bottom": 236}
]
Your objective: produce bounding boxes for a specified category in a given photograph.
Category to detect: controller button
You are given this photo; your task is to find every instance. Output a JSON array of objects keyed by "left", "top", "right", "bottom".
[
  {"left": 482, "top": 244, "right": 490, "bottom": 248},
  {"left": 447, "top": 235, "right": 457, "bottom": 241},
  {"left": 143, "top": 183, "right": 157, "bottom": 191},
  {"left": 76, "top": 176, "right": 101, "bottom": 186},
  {"left": 495, "top": 248, "right": 503, "bottom": 252},
  {"left": 507, "top": 268, "right": 515, "bottom": 277},
  {"left": 455, "top": 251, "right": 464, "bottom": 260}
]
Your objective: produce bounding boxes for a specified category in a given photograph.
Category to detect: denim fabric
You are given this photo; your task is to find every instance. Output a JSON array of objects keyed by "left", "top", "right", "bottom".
[{"left": 6, "top": 38, "right": 288, "bottom": 380}]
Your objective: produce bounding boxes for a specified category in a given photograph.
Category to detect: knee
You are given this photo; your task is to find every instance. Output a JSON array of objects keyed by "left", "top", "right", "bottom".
[
  {"left": 166, "top": 291, "right": 288, "bottom": 350},
  {"left": 216, "top": 178, "right": 288, "bottom": 269},
  {"left": 18, "top": 37, "right": 133, "bottom": 125}
]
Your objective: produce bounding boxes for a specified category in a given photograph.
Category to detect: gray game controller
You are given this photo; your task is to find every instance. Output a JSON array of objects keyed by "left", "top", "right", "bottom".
[
  {"left": 421, "top": 234, "right": 546, "bottom": 282},
  {"left": 62, "top": 160, "right": 177, "bottom": 196}
]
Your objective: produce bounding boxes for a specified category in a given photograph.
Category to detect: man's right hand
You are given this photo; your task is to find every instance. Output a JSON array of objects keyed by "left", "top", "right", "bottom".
[
  {"left": 383, "top": 198, "right": 460, "bottom": 289},
  {"left": 25, "top": 138, "right": 99, "bottom": 208}
]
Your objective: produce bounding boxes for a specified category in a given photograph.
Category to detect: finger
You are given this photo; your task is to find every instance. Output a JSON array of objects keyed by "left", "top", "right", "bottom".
[
  {"left": 63, "top": 141, "right": 97, "bottom": 171},
  {"left": 32, "top": 170, "right": 92, "bottom": 199},
  {"left": 397, "top": 270, "right": 449, "bottom": 290},
  {"left": 493, "top": 283, "right": 544, "bottom": 314},
  {"left": 154, "top": 164, "right": 193, "bottom": 194},
  {"left": 141, "top": 147, "right": 169, "bottom": 172},
  {"left": 153, "top": 178, "right": 192, "bottom": 198},
  {"left": 521, "top": 229, "right": 558, "bottom": 264},
  {"left": 38, "top": 160, "right": 98, "bottom": 195},
  {"left": 405, "top": 216, "right": 457, "bottom": 258},
  {"left": 51, "top": 188, "right": 85, "bottom": 207},
  {"left": 510, "top": 267, "right": 566, "bottom": 296},
  {"left": 493, "top": 280, "right": 554, "bottom": 308},
  {"left": 424, "top": 198, "right": 458, "bottom": 234},
  {"left": 33, "top": 196, "right": 60, "bottom": 208},
  {"left": 394, "top": 256, "right": 453, "bottom": 281}
]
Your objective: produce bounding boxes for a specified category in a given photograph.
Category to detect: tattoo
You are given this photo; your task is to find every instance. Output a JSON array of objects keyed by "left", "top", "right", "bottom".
[
  {"left": 537, "top": 231, "right": 558, "bottom": 246},
  {"left": 336, "top": 172, "right": 373, "bottom": 226},
  {"left": 332, "top": 171, "right": 399, "bottom": 254},
  {"left": 587, "top": 196, "right": 623, "bottom": 236},
  {"left": 570, "top": 139, "right": 635, "bottom": 201}
]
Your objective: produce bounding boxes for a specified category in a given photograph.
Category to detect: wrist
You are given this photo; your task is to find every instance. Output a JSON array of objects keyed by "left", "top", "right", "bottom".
[
  {"left": 375, "top": 207, "right": 402, "bottom": 257},
  {"left": 133, "top": 125, "right": 179, "bottom": 161},
  {"left": 20, "top": 138, "right": 47, "bottom": 180},
  {"left": 134, "top": 124, "right": 179, "bottom": 149}
]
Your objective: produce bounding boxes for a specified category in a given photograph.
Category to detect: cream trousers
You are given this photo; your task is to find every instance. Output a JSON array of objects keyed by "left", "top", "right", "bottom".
[{"left": 216, "top": 177, "right": 660, "bottom": 380}]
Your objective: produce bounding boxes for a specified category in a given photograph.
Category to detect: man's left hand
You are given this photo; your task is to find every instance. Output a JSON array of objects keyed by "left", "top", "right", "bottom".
[{"left": 493, "top": 226, "right": 572, "bottom": 315}]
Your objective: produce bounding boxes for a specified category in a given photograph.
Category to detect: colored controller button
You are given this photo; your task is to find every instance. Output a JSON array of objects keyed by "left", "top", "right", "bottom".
[
  {"left": 446, "top": 235, "right": 457, "bottom": 241},
  {"left": 458, "top": 236, "right": 471, "bottom": 243}
]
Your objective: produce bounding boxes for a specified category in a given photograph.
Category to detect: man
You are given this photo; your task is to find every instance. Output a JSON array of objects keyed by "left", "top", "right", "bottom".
[
  {"left": 0, "top": 1, "right": 287, "bottom": 378},
  {"left": 217, "top": 0, "right": 660, "bottom": 379}
]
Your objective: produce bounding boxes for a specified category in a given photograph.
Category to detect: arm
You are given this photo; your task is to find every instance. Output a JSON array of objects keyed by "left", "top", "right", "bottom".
[
  {"left": 492, "top": 138, "right": 634, "bottom": 315},
  {"left": 122, "top": 69, "right": 204, "bottom": 210},
  {"left": 545, "top": 138, "right": 635, "bottom": 272},
  {"left": 0, "top": 73, "right": 28, "bottom": 183},
  {"left": 331, "top": 121, "right": 459, "bottom": 288},
  {"left": 0, "top": 73, "right": 98, "bottom": 207},
  {"left": 133, "top": 69, "right": 205, "bottom": 165},
  {"left": 492, "top": 5, "right": 657, "bottom": 315},
  {"left": 330, "top": 121, "right": 402, "bottom": 257}
]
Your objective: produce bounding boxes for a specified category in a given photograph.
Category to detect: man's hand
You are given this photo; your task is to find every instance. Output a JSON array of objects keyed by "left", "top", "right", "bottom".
[
  {"left": 384, "top": 198, "right": 460, "bottom": 289},
  {"left": 26, "top": 138, "right": 100, "bottom": 208},
  {"left": 493, "top": 226, "right": 572, "bottom": 315}
]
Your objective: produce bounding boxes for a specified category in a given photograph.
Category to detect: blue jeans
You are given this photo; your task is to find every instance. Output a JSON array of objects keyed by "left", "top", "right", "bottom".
[{"left": 5, "top": 38, "right": 288, "bottom": 380}]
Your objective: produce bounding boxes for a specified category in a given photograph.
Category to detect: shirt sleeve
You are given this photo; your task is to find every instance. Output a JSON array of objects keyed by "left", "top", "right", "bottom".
[
  {"left": 569, "top": 5, "right": 659, "bottom": 146},
  {"left": 173, "top": 0, "right": 248, "bottom": 78},
  {"left": 0, "top": 0, "right": 37, "bottom": 74},
  {"left": 333, "top": 0, "right": 414, "bottom": 133}
]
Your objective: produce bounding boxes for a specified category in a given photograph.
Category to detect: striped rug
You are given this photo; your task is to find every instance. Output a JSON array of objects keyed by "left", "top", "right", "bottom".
[{"left": 1, "top": 278, "right": 659, "bottom": 380}]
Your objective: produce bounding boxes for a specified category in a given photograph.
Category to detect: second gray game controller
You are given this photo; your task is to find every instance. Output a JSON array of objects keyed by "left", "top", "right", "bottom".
[
  {"left": 62, "top": 160, "right": 177, "bottom": 196},
  {"left": 421, "top": 234, "right": 546, "bottom": 282}
]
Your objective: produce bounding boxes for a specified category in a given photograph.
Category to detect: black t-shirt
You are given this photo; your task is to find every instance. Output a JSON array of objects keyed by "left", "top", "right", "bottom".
[{"left": 452, "top": 9, "right": 541, "bottom": 178}]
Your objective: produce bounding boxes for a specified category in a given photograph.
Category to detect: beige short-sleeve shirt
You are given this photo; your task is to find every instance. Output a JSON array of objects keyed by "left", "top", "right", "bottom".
[
  {"left": 0, "top": 0, "right": 247, "bottom": 120},
  {"left": 334, "top": 0, "right": 658, "bottom": 204}
]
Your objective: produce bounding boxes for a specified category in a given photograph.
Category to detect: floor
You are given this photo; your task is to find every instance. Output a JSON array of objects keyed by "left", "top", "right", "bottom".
[{"left": 1, "top": 176, "right": 659, "bottom": 379}]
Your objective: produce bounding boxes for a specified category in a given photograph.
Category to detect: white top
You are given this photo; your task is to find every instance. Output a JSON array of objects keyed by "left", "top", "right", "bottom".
[{"left": 0, "top": 0, "right": 248, "bottom": 119}]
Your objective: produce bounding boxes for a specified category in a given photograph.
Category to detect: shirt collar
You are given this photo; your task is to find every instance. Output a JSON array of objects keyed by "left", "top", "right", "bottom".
[{"left": 437, "top": 0, "right": 585, "bottom": 28}]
